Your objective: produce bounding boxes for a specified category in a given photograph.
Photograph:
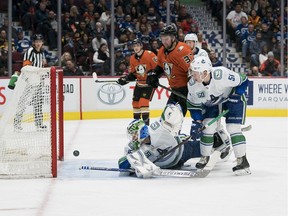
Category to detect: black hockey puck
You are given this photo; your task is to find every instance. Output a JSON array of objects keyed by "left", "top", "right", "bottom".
[{"left": 73, "top": 150, "right": 80, "bottom": 157}]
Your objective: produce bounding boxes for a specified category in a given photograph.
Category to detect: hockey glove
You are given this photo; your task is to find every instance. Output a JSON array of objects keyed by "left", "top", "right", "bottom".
[
  {"left": 146, "top": 70, "right": 159, "bottom": 88},
  {"left": 227, "top": 94, "right": 241, "bottom": 103},
  {"left": 190, "top": 121, "right": 203, "bottom": 139},
  {"left": 117, "top": 76, "right": 128, "bottom": 85}
]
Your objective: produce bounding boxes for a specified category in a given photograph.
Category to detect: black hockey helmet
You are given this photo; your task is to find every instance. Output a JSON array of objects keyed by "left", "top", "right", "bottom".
[
  {"left": 132, "top": 38, "right": 143, "bottom": 46},
  {"left": 32, "top": 34, "right": 44, "bottom": 41},
  {"left": 160, "top": 24, "right": 177, "bottom": 36}
]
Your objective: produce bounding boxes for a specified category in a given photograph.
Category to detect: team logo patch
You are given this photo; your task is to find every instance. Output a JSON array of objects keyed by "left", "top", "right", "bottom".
[
  {"left": 163, "top": 62, "right": 174, "bottom": 78},
  {"left": 196, "top": 91, "right": 205, "bottom": 98},
  {"left": 135, "top": 64, "right": 146, "bottom": 76},
  {"left": 213, "top": 69, "right": 223, "bottom": 80}
]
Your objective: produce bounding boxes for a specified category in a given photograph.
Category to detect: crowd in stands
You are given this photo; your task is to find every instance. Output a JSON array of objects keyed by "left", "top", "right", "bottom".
[
  {"left": 205, "top": 0, "right": 287, "bottom": 76},
  {"left": 0, "top": 0, "right": 287, "bottom": 77}
]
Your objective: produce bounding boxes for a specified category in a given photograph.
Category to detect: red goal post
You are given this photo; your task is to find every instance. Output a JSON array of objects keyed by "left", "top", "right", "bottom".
[{"left": 0, "top": 66, "right": 64, "bottom": 178}]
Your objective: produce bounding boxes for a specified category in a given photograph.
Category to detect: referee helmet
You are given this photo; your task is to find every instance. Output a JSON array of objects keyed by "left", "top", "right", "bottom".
[{"left": 32, "top": 34, "right": 44, "bottom": 41}]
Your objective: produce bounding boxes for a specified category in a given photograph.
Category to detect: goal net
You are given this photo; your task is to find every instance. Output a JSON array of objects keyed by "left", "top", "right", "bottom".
[{"left": 0, "top": 66, "right": 64, "bottom": 178}]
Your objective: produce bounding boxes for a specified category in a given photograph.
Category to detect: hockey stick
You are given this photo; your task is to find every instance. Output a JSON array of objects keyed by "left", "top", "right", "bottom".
[
  {"left": 92, "top": 72, "right": 118, "bottom": 83},
  {"left": 79, "top": 151, "right": 221, "bottom": 178},
  {"left": 158, "top": 83, "right": 190, "bottom": 102},
  {"left": 154, "top": 109, "right": 229, "bottom": 163},
  {"left": 80, "top": 166, "right": 209, "bottom": 178}
]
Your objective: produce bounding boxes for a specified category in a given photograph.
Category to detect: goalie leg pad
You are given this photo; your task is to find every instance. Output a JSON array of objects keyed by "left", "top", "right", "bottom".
[{"left": 126, "top": 150, "right": 159, "bottom": 178}]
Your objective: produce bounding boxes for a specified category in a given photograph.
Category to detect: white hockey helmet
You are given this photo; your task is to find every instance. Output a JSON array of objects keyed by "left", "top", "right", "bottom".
[
  {"left": 184, "top": 33, "right": 198, "bottom": 43},
  {"left": 189, "top": 56, "right": 212, "bottom": 76},
  {"left": 127, "top": 119, "right": 149, "bottom": 144},
  {"left": 160, "top": 103, "right": 184, "bottom": 135}
]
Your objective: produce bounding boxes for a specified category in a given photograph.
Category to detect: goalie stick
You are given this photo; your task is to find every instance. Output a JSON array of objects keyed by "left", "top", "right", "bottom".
[{"left": 79, "top": 151, "right": 220, "bottom": 178}]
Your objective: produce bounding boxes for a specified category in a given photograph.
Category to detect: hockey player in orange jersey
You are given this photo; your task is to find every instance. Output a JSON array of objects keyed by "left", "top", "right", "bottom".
[
  {"left": 146, "top": 24, "right": 193, "bottom": 116},
  {"left": 117, "top": 38, "right": 158, "bottom": 125}
]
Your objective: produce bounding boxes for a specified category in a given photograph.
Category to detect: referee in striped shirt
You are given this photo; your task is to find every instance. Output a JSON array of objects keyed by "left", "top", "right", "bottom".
[
  {"left": 14, "top": 34, "right": 47, "bottom": 131},
  {"left": 23, "top": 34, "right": 47, "bottom": 67}
]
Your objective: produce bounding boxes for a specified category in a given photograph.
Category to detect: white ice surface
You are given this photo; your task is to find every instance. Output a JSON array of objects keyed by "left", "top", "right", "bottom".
[{"left": 0, "top": 117, "right": 287, "bottom": 216}]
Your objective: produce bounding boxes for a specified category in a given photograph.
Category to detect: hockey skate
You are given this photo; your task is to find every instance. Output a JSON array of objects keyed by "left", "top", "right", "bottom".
[
  {"left": 232, "top": 155, "right": 251, "bottom": 175},
  {"left": 195, "top": 156, "right": 210, "bottom": 169}
]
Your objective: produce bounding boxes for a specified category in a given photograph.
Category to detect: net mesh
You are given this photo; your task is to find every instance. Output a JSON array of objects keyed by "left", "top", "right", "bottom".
[{"left": 0, "top": 66, "right": 54, "bottom": 178}]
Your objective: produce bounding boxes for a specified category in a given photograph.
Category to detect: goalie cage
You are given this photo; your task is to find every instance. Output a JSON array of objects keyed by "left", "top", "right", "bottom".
[{"left": 0, "top": 66, "right": 64, "bottom": 178}]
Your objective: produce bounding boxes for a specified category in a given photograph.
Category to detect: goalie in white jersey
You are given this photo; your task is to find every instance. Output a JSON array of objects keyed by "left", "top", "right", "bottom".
[
  {"left": 187, "top": 56, "right": 251, "bottom": 175},
  {"left": 118, "top": 104, "right": 203, "bottom": 178}
]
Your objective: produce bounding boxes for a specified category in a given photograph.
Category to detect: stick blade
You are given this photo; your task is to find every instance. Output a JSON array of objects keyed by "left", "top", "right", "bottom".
[{"left": 92, "top": 72, "right": 98, "bottom": 82}]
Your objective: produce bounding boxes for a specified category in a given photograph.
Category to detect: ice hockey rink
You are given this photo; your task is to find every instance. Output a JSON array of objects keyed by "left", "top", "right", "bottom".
[{"left": 0, "top": 116, "right": 287, "bottom": 216}]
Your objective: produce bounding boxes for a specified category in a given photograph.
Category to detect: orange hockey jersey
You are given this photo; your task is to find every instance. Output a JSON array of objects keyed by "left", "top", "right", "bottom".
[
  {"left": 157, "top": 42, "right": 193, "bottom": 88},
  {"left": 130, "top": 50, "right": 158, "bottom": 86}
]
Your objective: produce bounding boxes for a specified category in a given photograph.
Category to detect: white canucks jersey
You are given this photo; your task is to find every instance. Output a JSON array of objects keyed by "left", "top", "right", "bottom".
[
  {"left": 194, "top": 47, "right": 208, "bottom": 58},
  {"left": 187, "top": 66, "right": 244, "bottom": 107},
  {"left": 139, "top": 120, "right": 184, "bottom": 169}
]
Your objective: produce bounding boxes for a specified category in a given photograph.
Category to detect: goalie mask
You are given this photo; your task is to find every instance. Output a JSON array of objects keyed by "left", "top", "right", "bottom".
[
  {"left": 127, "top": 119, "right": 149, "bottom": 146},
  {"left": 160, "top": 103, "right": 184, "bottom": 135}
]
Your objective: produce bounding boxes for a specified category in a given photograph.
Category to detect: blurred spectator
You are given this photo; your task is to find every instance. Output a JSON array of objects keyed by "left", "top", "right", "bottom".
[
  {"left": 78, "top": 21, "right": 92, "bottom": 38},
  {"left": 63, "top": 59, "right": 84, "bottom": 76},
  {"left": 35, "top": 3, "right": 57, "bottom": 50},
  {"left": 115, "top": 60, "right": 128, "bottom": 76},
  {"left": 248, "top": 9, "right": 261, "bottom": 28},
  {"left": 115, "top": 5, "right": 125, "bottom": 24},
  {"left": 147, "top": 7, "right": 160, "bottom": 31},
  {"left": 201, "top": 41, "right": 210, "bottom": 53},
  {"left": 16, "top": 31, "right": 31, "bottom": 53},
  {"left": 75, "top": 33, "right": 93, "bottom": 71},
  {"left": 226, "top": 3, "right": 248, "bottom": 42},
  {"left": 79, "top": 0, "right": 92, "bottom": 15},
  {"left": 260, "top": 23, "right": 274, "bottom": 50},
  {"left": 247, "top": 66, "right": 260, "bottom": 76},
  {"left": 114, "top": 48, "right": 124, "bottom": 71},
  {"left": 249, "top": 30, "right": 266, "bottom": 67},
  {"left": 0, "top": 17, "right": 18, "bottom": 42},
  {"left": 129, "top": 6, "right": 140, "bottom": 21},
  {"left": 235, "top": 16, "right": 249, "bottom": 52},
  {"left": 0, "top": 41, "right": 10, "bottom": 76},
  {"left": 196, "top": 32, "right": 207, "bottom": 49},
  {"left": 70, "top": 5, "right": 81, "bottom": 23},
  {"left": 259, "top": 45, "right": 269, "bottom": 65},
  {"left": 92, "top": 43, "right": 110, "bottom": 75},
  {"left": 158, "top": 0, "right": 167, "bottom": 21},
  {"left": 241, "top": 24, "right": 256, "bottom": 62},
  {"left": 136, "top": 15, "right": 152, "bottom": 33},
  {"left": 99, "top": 8, "right": 112, "bottom": 32},
  {"left": 119, "top": 14, "right": 136, "bottom": 34},
  {"left": 178, "top": 5, "right": 190, "bottom": 22},
  {"left": 209, "top": 50, "right": 222, "bottom": 67},
  {"left": 149, "top": 38, "right": 160, "bottom": 55},
  {"left": 242, "top": 0, "right": 252, "bottom": 15},
  {"left": 19, "top": 0, "right": 35, "bottom": 31},
  {"left": 177, "top": 28, "right": 185, "bottom": 42},
  {"left": 152, "top": 21, "right": 165, "bottom": 38},
  {"left": 180, "top": 14, "right": 198, "bottom": 34},
  {"left": 60, "top": 52, "right": 73, "bottom": 66},
  {"left": 259, "top": 51, "right": 281, "bottom": 76},
  {"left": 91, "top": 31, "right": 108, "bottom": 51},
  {"left": 114, "top": 33, "right": 128, "bottom": 49}
]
